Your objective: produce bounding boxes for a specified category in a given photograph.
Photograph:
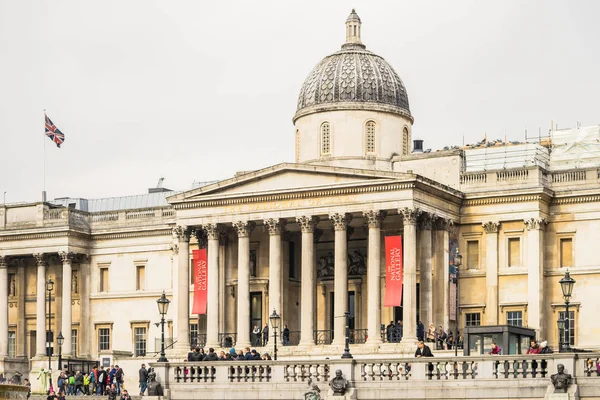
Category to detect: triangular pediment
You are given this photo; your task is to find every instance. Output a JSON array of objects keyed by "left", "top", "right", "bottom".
[{"left": 168, "top": 163, "right": 412, "bottom": 203}]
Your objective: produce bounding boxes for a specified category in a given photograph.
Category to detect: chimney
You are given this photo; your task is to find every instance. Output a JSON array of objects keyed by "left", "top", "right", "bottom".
[{"left": 412, "top": 139, "right": 424, "bottom": 153}]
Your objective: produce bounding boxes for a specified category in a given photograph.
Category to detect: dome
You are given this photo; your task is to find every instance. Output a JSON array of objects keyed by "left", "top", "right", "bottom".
[{"left": 294, "top": 10, "right": 411, "bottom": 122}]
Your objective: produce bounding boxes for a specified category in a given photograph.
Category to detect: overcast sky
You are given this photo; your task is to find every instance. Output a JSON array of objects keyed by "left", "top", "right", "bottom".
[{"left": 1, "top": 0, "right": 599, "bottom": 203}]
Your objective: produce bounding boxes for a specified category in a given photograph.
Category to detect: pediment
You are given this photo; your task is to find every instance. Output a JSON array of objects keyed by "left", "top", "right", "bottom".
[{"left": 168, "top": 163, "right": 410, "bottom": 203}]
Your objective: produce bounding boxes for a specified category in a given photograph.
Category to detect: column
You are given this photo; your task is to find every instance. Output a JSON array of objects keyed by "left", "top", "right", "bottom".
[
  {"left": 329, "top": 213, "right": 352, "bottom": 346},
  {"left": 79, "top": 255, "right": 91, "bottom": 358},
  {"left": 418, "top": 214, "right": 434, "bottom": 330},
  {"left": 233, "top": 221, "right": 255, "bottom": 348},
  {"left": 525, "top": 218, "right": 546, "bottom": 338},
  {"left": 399, "top": 207, "right": 421, "bottom": 346},
  {"left": 34, "top": 253, "right": 47, "bottom": 357},
  {"left": 173, "top": 226, "right": 191, "bottom": 351},
  {"left": 483, "top": 221, "right": 500, "bottom": 325},
  {"left": 17, "top": 261, "right": 26, "bottom": 357},
  {"left": 59, "top": 252, "right": 74, "bottom": 357},
  {"left": 364, "top": 210, "right": 386, "bottom": 345},
  {"left": 265, "top": 218, "right": 286, "bottom": 324},
  {"left": 203, "top": 224, "right": 220, "bottom": 348},
  {"left": 296, "top": 216, "right": 318, "bottom": 346},
  {"left": 433, "top": 219, "right": 451, "bottom": 330},
  {"left": 218, "top": 231, "right": 228, "bottom": 338},
  {"left": 0, "top": 256, "right": 8, "bottom": 356}
]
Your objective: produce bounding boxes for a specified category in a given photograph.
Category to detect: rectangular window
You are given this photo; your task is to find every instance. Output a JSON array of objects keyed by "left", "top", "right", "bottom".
[
  {"left": 560, "top": 238, "right": 573, "bottom": 268},
  {"left": 189, "top": 323, "right": 198, "bottom": 347},
  {"left": 8, "top": 331, "right": 16, "bottom": 358},
  {"left": 506, "top": 311, "right": 523, "bottom": 327},
  {"left": 466, "top": 240, "right": 479, "bottom": 270},
  {"left": 136, "top": 265, "right": 145, "bottom": 291},
  {"left": 134, "top": 327, "right": 147, "bottom": 357},
  {"left": 71, "top": 329, "right": 77, "bottom": 357},
  {"left": 465, "top": 312, "right": 481, "bottom": 327},
  {"left": 508, "top": 237, "right": 520, "bottom": 267},
  {"left": 558, "top": 310, "right": 575, "bottom": 346},
  {"left": 289, "top": 241, "right": 296, "bottom": 279},
  {"left": 98, "top": 328, "right": 110, "bottom": 351},
  {"left": 100, "top": 268, "right": 109, "bottom": 292}
]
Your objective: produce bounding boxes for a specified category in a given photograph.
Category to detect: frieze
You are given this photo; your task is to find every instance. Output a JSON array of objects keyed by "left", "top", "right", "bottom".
[
  {"left": 553, "top": 195, "right": 600, "bottom": 205},
  {"left": 463, "top": 195, "right": 544, "bottom": 206},
  {"left": 0, "top": 230, "right": 90, "bottom": 242},
  {"left": 94, "top": 229, "right": 172, "bottom": 241}
]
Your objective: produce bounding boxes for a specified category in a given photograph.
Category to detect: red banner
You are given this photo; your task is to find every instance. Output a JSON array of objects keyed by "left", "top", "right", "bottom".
[
  {"left": 384, "top": 236, "right": 403, "bottom": 307},
  {"left": 192, "top": 249, "right": 208, "bottom": 315}
]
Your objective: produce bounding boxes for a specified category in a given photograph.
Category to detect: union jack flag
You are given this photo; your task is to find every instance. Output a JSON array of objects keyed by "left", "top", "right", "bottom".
[{"left": 45, "top": 113, "right": 65, "bottom": 148}]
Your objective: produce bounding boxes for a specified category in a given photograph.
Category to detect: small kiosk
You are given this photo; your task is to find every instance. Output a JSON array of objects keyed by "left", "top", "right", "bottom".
[{"left": 463, "top": 325, "right": 537, "bottom": 355}]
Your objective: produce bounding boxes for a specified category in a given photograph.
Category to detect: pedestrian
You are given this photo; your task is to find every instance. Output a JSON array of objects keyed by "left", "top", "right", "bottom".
[
  {"left": 83, "top": 373, "right": 90, "bottom": 396},
  {"left": 90, "top": 367, "right": 97, "bottom": 395},
  {"left": 244, "top": 347, "right": 253, "bottom": 361},
  {"left": 24, "top": 378, "right": 31, "bottom": 400},
  {"left": 282, "top": 325, "right": 290, "bottom": 346},
  {"left": 138, "top": 364, "right": 148, "bottom": 397},
  {"left": 107, "top": 384, "right": 118, "bottom": 400},
  {"left": 252, "top": 325, "right": 261, "bottom": 346},
  {"left": 436, "top": 326, "right": 446, "bottom": 350},
  {"left": 203, "top": 348, "right": 219, "bottom": 362},
  {"left": 395, "top": 321, "right": 403, "bottom": 342},
  {"left": 539, "top": 341, "right": 553, "bottom": 354},
  {"left": 417, "top": 320, "right": 425, "bottom": 342},
  {"left": 228, "top": 348, "right": 237, "bottom": 360},
  {"left": 187, "top": 346, "right": 195, "bottom": 362},
  {"left": 446, "top": 331, "right": 454, "bottom": 350},
  {"left": 114, "top": 366, "right": 124, "bottom": 395},
  {"left": 74, "top": 371, "right": 83, "bottom": 396},
  {"left": 251, "top": 349, "right": 261, "bottom": 360},
  {"left": 489, "top": 342, "right": 502, "bottom": 355},
  {"left": 262, "top": 323, "right": 269, "bottom": 346},
  {"left": 527, "top": 339, "right": 541, "bottom": 354},
  {"left": 414, "top": 340, "right": 434, "bottom": 357},
  {"left": 47, "top": 390, "right": 58, "bottom": 400},
  {"left": 386, "top": 321, "right": 395, "bottom": 342},
  {"left": 427, "top": 324, "right": 435, "bottom": 343},
  {"left": 262, "top": 352, "right": 272, "bottom": 360},
  {"left": 96, "top": 367, "right": 107, "bottom": 396},
  {"left": 68, "top": 372, "right": 75, "bottom": 396},
  {"left": 120, "top": 389, "right": 131, "bottom": 400}
]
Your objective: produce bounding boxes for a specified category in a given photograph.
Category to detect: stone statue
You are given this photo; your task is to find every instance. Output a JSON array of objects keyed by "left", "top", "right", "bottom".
[
  {"left": 37, "top": 368, "right": 50, "bottom": 394},
  {"left": 72, "top": 274, "right": 78, "bottom": 294},
  {"left": 147, "top": 369, "right": 164, "bottom": 396},
  {"left": 9, "top": 275, "right": 16, "bottom": 297},
  {"left": 303, "top": 377, "right": 322, "bottom": 400},
  {"left": 550, "top": 363, "right": 573, "bottom": 393},
  {"left": 329, "top": 369, "right": 349, "bottom": 396}
]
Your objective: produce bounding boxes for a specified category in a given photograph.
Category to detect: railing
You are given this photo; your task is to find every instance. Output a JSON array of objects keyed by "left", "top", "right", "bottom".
[
  {"left": 460, "top": 172, "right": 487, "bottom": 185},
  {"left": 44, "top": 209, "right": 64, "bottom": 220},
  {"left": 551, "top": 170, "right": 587, "bottom": 183},
  {"left": 496, "top": 169, "right": 529, "bottom": 181},
  {"left": 218, "top": 333, "right": 237, "bottom": 348},
  {"left": 284, "top": 363, "right": 330, "bottom": 383},
  {"left": 282, "top": 330, "right": 300, "bottom": 346},
  {"left": 191, "top": 334, "right": 207, "bottom": 348},
  {"left": 91, "top": 212, "right": 119, "bottom": 222},
  {"left": 349, "top": 329, "right": 368, "bottom": 344},
  {"left": 314, "top": 330, "right": 333, "bottom": 345},
  {"left": 125, "top": 210, "right": 155, "bottom": 219},
  {"left": 380, "top": 327, "right": 402, "bottom": 343}
]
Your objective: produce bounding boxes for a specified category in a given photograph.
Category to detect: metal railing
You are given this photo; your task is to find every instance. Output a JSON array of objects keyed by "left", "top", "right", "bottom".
[
  {"left": 381, "top": 327, "right": 402, "bottom": 343},
  {"left": 218, "top": 333, "right": 237, "bottom": 348},
  {"left": 349, "top": 329, "right": 368, "bottom": 344},
  {"left": 314, "top": 330, "right": 333, "bottom": 345}
]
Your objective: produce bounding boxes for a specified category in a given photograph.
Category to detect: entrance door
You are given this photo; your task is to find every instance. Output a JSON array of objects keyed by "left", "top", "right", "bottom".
[
  {"left": 250, "top": 292, "right": 262, "bottom": 346},
  {"left": 329, "top": 291, "right": 356, "bottom": 332}
]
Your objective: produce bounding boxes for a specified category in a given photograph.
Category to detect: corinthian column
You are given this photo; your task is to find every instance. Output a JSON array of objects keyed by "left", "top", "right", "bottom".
[
  {"left": 265, "top": 218, "right": 286, "bottom": 327},
  {"left": 363, "top": 210, "right": 386, "bottom": 345},
  {"left": 34, "top": 253, "right": 47, "bottom": 357},
  {"left": 399, "top": 207, "right": 421, "bottom": 347},
  {"left": 173, "top": 226, "right": 191, "bottom": 351},
  {"left": 482, "top": 221, "right": 500, "bottom": 325},
  {"left": 525, "top": 218, "right": 547, "bottom": 338},
  {"left": 0, "top": 256, "right": 8, "bottom": 357},
  {"left": 296, "top": 216, "right": 319, "bottom": 346},
  {"left": 59, "top": 252, "right": 75, "bottom": 357},
  {"left": 419, "top": 214, "right": 434, "bottom": 331},
  {"left": 329, "top": 213, "right": 352, "bottom": 346},
  {"left": 234, "top": 221, "right": 255, "bottom": 348},
  {"left": 203, "top": 224, "right": 220, "bottom": 348}
]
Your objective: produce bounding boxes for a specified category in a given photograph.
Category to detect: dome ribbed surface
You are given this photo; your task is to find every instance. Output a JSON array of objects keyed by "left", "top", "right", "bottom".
[{"left": 296, "top": 48, "right": 410, "bottom": 117}]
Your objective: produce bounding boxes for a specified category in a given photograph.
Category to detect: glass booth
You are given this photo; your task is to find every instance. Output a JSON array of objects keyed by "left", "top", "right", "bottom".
[{"left": 463, "top": 325, "right": 536, "bottom": 356}]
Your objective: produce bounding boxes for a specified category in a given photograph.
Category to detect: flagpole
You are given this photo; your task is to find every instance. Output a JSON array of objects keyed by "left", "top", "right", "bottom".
[{"left": 43, "top": 109, "right": 47, "bottom": 202}]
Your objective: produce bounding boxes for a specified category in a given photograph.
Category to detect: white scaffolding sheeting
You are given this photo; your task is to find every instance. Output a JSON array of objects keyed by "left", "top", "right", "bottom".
[
  {"left": 550, "top": 125, "right": 600, "bottom": 170},
  {"left": 464, "top": 143, "right": 550, "bottom": 172}
]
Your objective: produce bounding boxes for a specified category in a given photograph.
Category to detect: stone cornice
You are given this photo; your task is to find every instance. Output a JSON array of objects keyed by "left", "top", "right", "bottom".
[
  {"left": 552, "top": 195, "right": 600, "bottom": 205},
  {"left": 91, "top": 228, "right": 174, "bottom": 241},
  {"left": 0, "top": 230, "right": 90, "bottom": 242},
  {"left": 463, "top": 194, "right": 546, "bottom": 207}
]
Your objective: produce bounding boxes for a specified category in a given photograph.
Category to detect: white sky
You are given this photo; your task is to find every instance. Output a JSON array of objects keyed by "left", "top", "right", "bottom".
[{"left": 1, "top": 0, "right": 599, "bottom": 203}]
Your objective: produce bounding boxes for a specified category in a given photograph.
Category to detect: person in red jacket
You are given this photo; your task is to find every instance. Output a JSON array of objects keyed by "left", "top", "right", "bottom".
[{"left": 527, "top": 339, "right": 541, "bottom": 354}]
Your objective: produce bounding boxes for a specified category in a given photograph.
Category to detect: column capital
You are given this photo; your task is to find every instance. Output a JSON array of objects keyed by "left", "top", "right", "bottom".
[
  {"left": 233, "top": 221, "right": 256, "bottom": 238},
  {"left": 418, "top": 213, "right": 435, "bottom": 231},
  {"left": 296, "top": 216, "right": 319, "bottom": 233},
  {"left": 433, "top": 217, "right": 453, "bottom": 231},
  {"left": 363, "top": 210, "right": 387, "bottom": 229},
  {"left": 59, "top": 251, "right": 75, "bottom": 264},
  {"left": 202, "top": 223, "right": 221, "bottom": 240},
  {"left": 173, "top": 225, "right": 192, "bottom": 242},
  {"left": 314, "top": 228, "right": 324, "bottom": 244},
  {"left": 0, "top": 256, "right": 7, "bottom": 269},
  {"left": 264, "top": 218, "right": 287, "bottom": 236},
  {"left": 482, "top": 221, "right": 500, "bottom": 233},
  {"left": 329, "top": 213, "right": 352, "bottom": 231},
  {"left": 524, "top": 217, "right": 547, "bottom": 231},
  {"left": 399, "top": 207, "right": 421, "bottom": 225},
  {"left": 33, "top": 253, "right": 47, "bottom": 267}
]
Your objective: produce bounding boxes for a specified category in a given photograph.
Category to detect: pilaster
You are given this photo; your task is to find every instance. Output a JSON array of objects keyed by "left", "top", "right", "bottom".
[
  {"left": 525, "top": 217, "right": 547, "bottom": 338},
  {"left": 482, "top": 221, "right": 500, "bottom": 325}
]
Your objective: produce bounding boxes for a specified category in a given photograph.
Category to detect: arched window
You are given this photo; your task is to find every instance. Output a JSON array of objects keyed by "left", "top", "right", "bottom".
[
  {"left": 295, "top": 130, "right": 300, "bottom": 162},
  {"left": 402, "top": 127, "right": 410, "bottom": 155},
  {"left": 321, "top": 122, "right": 331, "bottom": 156},
  {"left": 365, "top": 121, "right": 376, "bottom": 154}
]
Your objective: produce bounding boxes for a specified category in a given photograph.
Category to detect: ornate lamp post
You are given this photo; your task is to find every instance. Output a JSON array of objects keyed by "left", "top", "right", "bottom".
[
  {"left": 156, "top": 292, "right": 170, "bottom": 362},
  {"left": 453, "top": 248, "right": 463, "bottom": 357},
  {"left": 269, "top": 309, "right": 281, "bottom": 360},
  {"left": 46, "top": 278, "right": 54, "bottom": 375},
  {"left": 341, "top": 311, "right": 353, "bottom": 359},
  {"left": 559, "top": 271, "right": 575, "bottom": 352},
  {"left": 57, "top": 332, "right": 64, "bottom": 371}
]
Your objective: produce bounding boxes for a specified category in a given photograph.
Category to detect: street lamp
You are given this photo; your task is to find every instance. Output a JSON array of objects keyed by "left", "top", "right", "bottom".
[
  {"left": 557, "top": 317, "right": 565, "bottom": 353},
  {"left": 45, "top": 278, "right": 54, "bottom": 378},
  {"left": 57, "top": 332, "right": 64, "bottom": 371},
  {"left": 156, "top": 291, "right": 170, "bottom": 362},
  {"left": 453, "top": 248, "right": 463, "bottom": 357},
  {"left": 559, "top": 271, "right": 576, "bottom": 352},
  {"left": 341, "top": 312, "right": 353, "bottom": 359},
  {"left": 269, "top": 309, "right": 281, "bottom": 360}
]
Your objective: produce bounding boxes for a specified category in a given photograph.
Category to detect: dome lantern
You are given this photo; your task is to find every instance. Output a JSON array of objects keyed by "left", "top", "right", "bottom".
[{"left": 344, "top": 9, "right": 365, "bottom": 49}]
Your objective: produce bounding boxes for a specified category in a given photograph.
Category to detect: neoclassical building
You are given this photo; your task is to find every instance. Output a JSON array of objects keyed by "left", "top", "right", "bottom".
[{"left": 1, "top": 10, "right": 599, "bottom": 387}]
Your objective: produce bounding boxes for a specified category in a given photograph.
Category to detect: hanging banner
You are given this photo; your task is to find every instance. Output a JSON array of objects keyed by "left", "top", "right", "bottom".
[
  {"left": 192, "top": 249, "right": 208, "bottom": 315},
  {"left": 384, "top": 235, "right": 403, "bottom": 307}
]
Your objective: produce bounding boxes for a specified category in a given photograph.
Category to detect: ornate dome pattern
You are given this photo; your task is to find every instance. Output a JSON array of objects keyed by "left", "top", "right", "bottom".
[{"left": 295, "top": 48, "right": 411, "bottom": 119}]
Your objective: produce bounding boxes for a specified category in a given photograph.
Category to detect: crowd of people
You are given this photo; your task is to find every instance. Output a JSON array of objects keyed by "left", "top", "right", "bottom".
[
  {"left": 188, "top": 346, "right": 273, "bottom": 362},
  {"left": 385, "top": 320, "right": 465, "bottom": 350}
]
